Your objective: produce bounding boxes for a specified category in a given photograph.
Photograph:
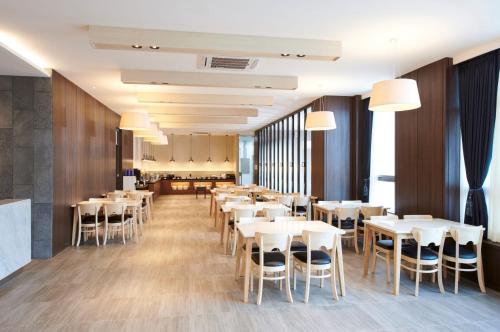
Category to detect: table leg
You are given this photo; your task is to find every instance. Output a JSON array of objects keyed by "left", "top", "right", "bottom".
[
  {"left": 243, "top": 238, "right": 252, "bottom": 303},
  {"left": 134, "top": 207, "right": 139, "bottom": 242},
  {"left": 393, "top": 234, "right": 402, "bottom": 295},
  {"left": 336, "top": 234, "right": 346, "bottom": 296},
  {"left": 214, "top": 201, "right": 219, "bottom": 227},
  {"left": 313, "top": 206, "right": 317, "bottom": 220},
  {"left": 363, "top": 226, "right": 373, "bottom": 276},
  {"left": 327, "top": 211, "right": 333, "bottom": 226},
  {"left": 222, "top": 213, "right": 229, "bottom": 252},
  {"left": 235, "top": 233, "right": 243, "bottom": 280},
  {"left": 71, "top": 208, "right": 77, "bottom": 246}
]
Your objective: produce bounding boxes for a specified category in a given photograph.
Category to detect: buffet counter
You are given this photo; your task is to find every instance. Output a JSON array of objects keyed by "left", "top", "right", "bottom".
[{"left": 160, "top": 178, "right": 235, "bottom": 195}]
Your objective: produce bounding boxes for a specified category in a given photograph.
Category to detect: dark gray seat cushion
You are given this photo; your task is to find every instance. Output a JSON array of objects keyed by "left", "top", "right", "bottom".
[
  {"left": 402, "top": 245, "right": 438, "bottom": 260},
  {"left": 443, "top": 244, "right": 477, "bottom": 259},
  {"left": 376, "top": 239, "right": 394, "bottom": 249},
  {"left": 251, "top": 252, "right": 286, "bottom": 267},
  {"left": 293, "top": 250, "right": 331, "bottom": 265},
  {"left": 81, "top": 215, "right": 105, "bottom": 224},
  {"left": 290, "top": 241, "right": 307, "bottom": 252}
]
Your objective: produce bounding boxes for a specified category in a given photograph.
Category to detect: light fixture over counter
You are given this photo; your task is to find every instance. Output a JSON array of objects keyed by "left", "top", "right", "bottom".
[{"left": 368, "top": 78, "right": 421, "bottom": 112}]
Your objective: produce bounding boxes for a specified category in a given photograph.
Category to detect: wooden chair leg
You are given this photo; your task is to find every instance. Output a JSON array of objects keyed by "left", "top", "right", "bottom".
[
  {"left": 320, "top": 270, "right": 324, "bottom": 288},
  {"left": 385, "top": 255, "right": 391, "bottom": 284},
  {"left": 257, "top": 269, "right": 264, "bottom": 305},
  {"left": 455, "top": 261, "right": 460, "bottom": 294},
  {"left": 330, "top": 263, "right": 338, "bottom": 301},
  {"left": 415, "top": 264, "right": 420, "bottom": 297},
  {"left": 438, "top": 261, "right": 445, "bottom": 294},
  {"left": 304, "top": 266, "right": 311, "bottom": 304},
  {"left": 477, "top": 256, "right": 486, "bottom": 293},
  {"left": 285, "top": 266, "right": 293, "bottom": 303},
  {"left": 76, "top": 223, "right": 82, "bottom": 247},
  {"left": 250, "top": 271, "right": 254, "bottom": 293},
  {"left": 293, "top": 265, "right": 297, "bottom": 291}
]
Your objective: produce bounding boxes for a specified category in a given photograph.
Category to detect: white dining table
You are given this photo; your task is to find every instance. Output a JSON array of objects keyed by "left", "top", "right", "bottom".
[
  {"left": 312, "top": 202, "right": 388, "bottom": 225},
  {"left": 213, "top": 195, "right": 252, "bottom": 227},
  {"left": 219, "top": 203, "right": 291, "bottom": 253},
  {"left": 70, "top": 199, "right": 142, "bottom": 245},
  {"left": 236, "top": 220, "right": 346, "bottom": 303},
  {"left": 362, "top": 218, "right": 478, "bottom": 295}
]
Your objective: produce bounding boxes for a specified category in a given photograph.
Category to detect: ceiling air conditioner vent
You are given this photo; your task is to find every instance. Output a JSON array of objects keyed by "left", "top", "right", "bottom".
[{"left": 198, "top": 55, "right": 259, "bottom": 71}]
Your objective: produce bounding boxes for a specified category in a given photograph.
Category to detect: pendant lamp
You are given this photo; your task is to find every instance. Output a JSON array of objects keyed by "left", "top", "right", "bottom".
[
  {"left": 224, "top": 135, "right": 230, "bottom": 163},
  {"left": 369, "top": 38, "right": 421, "bottom": 112},
  {"left": 305, "top": 97, "right": 336, "bottom": 131},
  {"left": 368, "top": 78, "right": 420, "bottom": 112},
  {"left": 188, "top": 134, "right": 194, "bottom": 163},
  {"left": 150, "top": 134, "right": 169, "bottom": 145},
  {"left": 119, "top": 112, "right": 150, "bottom": 130},
  {"left": 170, "top": 134, "right": 175, "bottom": 163},
  {"left": 134, "top": 122, "right": 159, "bottom": 138},
  {"left": 206, "top": 134, "right": 212, "bottom": 163}
]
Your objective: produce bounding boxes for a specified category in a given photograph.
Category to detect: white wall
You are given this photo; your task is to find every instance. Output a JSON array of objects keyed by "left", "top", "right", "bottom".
[{"left": 134, "top": 134, "right": 237, "bottom": 176}]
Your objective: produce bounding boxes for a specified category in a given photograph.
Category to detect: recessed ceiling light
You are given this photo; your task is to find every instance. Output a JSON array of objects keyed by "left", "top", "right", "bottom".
[
  {"left": 281, "top": 53, "right": 290, "bottom": 57},
  {"left": 296, "top": 54, "right": 306, "bottom": 58},
  {"left": 132, "top": 44, "right": 142, "bottom": 49},
  {"left": 150, "top": 45, "right": 160, "bottom": 50}
]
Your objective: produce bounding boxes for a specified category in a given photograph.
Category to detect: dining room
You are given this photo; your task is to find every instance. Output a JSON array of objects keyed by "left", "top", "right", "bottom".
[{"left": 1, "top": 1, "right": 500, "bottom": 331}]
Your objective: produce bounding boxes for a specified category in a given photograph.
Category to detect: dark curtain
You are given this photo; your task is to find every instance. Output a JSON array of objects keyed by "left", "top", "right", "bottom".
[
  {"left": 458, "top": 49, "right": 499, "bottom": 235},
  {"left": 359, "top": 98, "right": 374, "bottom": 202}
]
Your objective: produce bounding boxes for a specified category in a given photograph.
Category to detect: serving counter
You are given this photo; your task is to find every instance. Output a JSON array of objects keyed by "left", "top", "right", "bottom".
[{"left": 160, "top": 178, "right": 235, "bottom": 195}]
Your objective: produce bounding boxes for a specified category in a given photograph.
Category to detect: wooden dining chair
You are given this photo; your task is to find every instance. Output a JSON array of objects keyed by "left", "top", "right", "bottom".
[
  {"left": 341, "top": 200, "right": 362, "bottom": 206},
  {"left": 359, "top": 206, "right": 385, "bottom": 251},
  {"left": 107, "top": 192, "right": 125, "bottom": 199},
  {"left": 278, "top": 195, "right": 294, "bottom": 208},
  {"left": 293, "top": 196, "right": 310, "bottom": 218},
  {"left": 370, "top": 215, "right": 399, "bottom": 283},
  {"left": 292, "top": 230, "right": 338, "bottom": 303},
  {"left": 442, "top": 225, "right": 485, "bottom": 294},
  {"left": 76, "top": 202, "right": 104, "bottom": 247},
  {"left": 274, "top": 216, "right": 308, "bottom": 252},
  {"left": 228, "top": 207, "right": 256, "bottom": 255},
  {"left": 235, "top": 217, "right": 270, "bottom": 279},
  {"left": 103, "top": 202, "right": 132, "bottom": 245},
  {"left": 334, "top": 207, "right": 361, "bottom": 254},
  {"left": 127, "top": 191, "right": 148, "bottom": 226},
  {"left": 263, "top": 206, "right": 288, "bottom": 221},
  {"left": 400, "top": 227, "right": 446, "bottom": 296},
  {"left": 250, "top": 232, "right": 293, "bottom": 305}
]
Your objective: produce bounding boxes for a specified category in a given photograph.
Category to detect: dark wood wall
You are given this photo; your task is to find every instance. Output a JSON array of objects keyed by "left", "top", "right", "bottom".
[
  {"left": 395, "top": 58, "right": 460, "bottom": 220},
  {"left": 311, "top": 96, "right": 359, "bottom": 201},
  {"left": 52, "top": 71, "right": 120, "bottom": 255}
]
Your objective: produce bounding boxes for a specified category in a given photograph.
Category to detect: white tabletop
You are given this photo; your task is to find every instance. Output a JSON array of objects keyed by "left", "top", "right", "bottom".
[
  {"left": 216, "top": 195, "right": 252, "bottom": 203},
  {"left": 221, "top": 203, "right": 290, "bottom": 213},
  {"left": 238, "top": 220, "right": 345, "bottom": 238},
  {"left": 313, "top": 202, "right": 385, "bottom": 211},
  {"left": 363, "top": 218, "right": 471, "bottom": 234}
]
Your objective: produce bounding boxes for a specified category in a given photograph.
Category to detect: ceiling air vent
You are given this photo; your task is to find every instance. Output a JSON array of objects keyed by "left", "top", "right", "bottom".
[{"left": 198, "top": 55, "right": 259, "bottom": 71}]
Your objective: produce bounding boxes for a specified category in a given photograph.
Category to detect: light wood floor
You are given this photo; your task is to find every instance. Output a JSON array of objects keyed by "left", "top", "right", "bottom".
[{"left": 1, "top": 195, "right": 500, "bottom": 331}]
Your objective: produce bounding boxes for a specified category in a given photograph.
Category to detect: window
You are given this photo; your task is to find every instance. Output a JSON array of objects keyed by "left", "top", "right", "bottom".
[{"left": 369, "top": 111, "right": 395, "bottom": 212}]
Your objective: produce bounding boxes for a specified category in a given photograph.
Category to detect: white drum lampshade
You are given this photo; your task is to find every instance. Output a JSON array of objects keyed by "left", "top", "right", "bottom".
[
  {"left": 119, "top": 112, "right": 150, "bottom": 130},
  {"left": 369, "top": 78, "right": 421, "bottom": 112},
  {"left": 134, "top": 122, "right": 159, "bottom": 138},
  {"left": 151, "top": 134, "right": 169, "bottom": 145},
  {"left": 305, "top": 111, "right": 336, "bottom": 131}
]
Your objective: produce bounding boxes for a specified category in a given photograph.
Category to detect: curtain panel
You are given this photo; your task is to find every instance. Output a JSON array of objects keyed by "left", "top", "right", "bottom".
[{"left": 458, "top": 49, "right": 500, "bottom": 236}]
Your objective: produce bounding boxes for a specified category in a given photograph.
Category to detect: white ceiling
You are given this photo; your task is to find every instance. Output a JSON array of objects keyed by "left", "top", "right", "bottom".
[{"left": 1, "top": 0, "right": 499, "bottom": 134}]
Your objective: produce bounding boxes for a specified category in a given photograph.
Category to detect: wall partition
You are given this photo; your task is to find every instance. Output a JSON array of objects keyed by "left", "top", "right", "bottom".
[{"left": 256, "top": 105, "right": 312, "bottom": 195}]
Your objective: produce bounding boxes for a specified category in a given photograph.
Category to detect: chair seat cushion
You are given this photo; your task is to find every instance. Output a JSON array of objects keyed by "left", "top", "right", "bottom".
[
  {"left": 81, "top": 215, "right": 105, "bottom": 224},
  {"left": 339, "top": 220, "right": 355, "bottom": 229},
  {"left": 295, "top": 206, "right": 307, "bottom": 213},
  {"left": 290, "top": 241, "right": 307, "bottom": 252},
  {"left": 107, "top": 214, "right": 131, "bottom": 223},
  {"left": 243, "top": 242, "right": 259, "bottom": 252},
  {"left": 443, "top": 244, "right": 477, "bottom": 259},
  {"left": 401, "top": 245, "right": 438, "bottom": 260},
  {"left": 376, "top": 239, "right": 394, "bottom": 249},
  {"left": 293, "top": 250, "right": 331, "bottom": 265},
  {"left": 251, "top": 252, "right": 286, "bottom": 267}
]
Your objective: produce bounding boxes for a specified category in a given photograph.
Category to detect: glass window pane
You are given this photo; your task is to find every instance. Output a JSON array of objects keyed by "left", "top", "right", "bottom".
[
  {"left": 306, "top": 106, "right": 312, "bottom": 196},
  {"left": 293, "top": 112, "right": 299, "bottom": 193},
  {"left": 299, "top": 110, "right": 305, "bottom": 195}
]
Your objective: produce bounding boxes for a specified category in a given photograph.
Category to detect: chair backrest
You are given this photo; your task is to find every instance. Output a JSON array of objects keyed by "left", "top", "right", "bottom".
[
  {"left": 234, "top": 190, "right": 249, "bottom": 197},
  {"left": 274, "top": 216, "right": 307, "bottom": 223},
  {"left": 113, "top": 197, "right": 128, "bottom": 202},
  {"left": 361, "top": 206, "right": 385, "bottom": 219},
  {"left": 341, "top": 200, "right": 362, "bottom": 207},
  {"left": 224, "top": 201, "right": 249, "bottom": 208},
  {"left": 302, "top": 230, "right": 337, "bottom": 251},
  {"left": 335, "top": 207, "right": 360, "bottom": 221},
  {"left": 77, "top": 202, "right": 101, "bottom": 216},
  {"left": 371, "top": 215, "right": 398, "bottom": 222},
  {"left": 225, "top": 196, "right": 247, "bottom": 203},
  {"left": 411, "top": 227, "right": 446, "bottom": 247},
  {"left": 107, "top": 192, "right": 125, "bottom": 199},
  {"left": 127, "top": 192, "right": 144, "bottom": 201},
  {"left": 278, "top": 195, "right": 294, "bottom": 207},
  {"left": 255, "top": 232, "right": 291, "bottom": 252},
  {"left": 263, "top": 207, "right": 287, "bottom": 220},
  {"left": 88, "top": 198, "right": 109, "bottom": 202},
  {"left": 239, "top": 217, "right": 270, "bottom": 225},
  {"left": 404, "top": 215, "right": 433, "bottom": 220},
  {"left": 294, "top": 195, "right": 310, "bottom": 207},
  {"left": 450, "top": 225, "right": 484, "bottom": 246},
  {"left": 103, "top": 202, "right": 127, "bottom": 217},
  {"left": 232, "top": 207, "right": 256, "bottom": 222},
  {"left": 318, "top": 200, "right": 339, "bottom": 205}
]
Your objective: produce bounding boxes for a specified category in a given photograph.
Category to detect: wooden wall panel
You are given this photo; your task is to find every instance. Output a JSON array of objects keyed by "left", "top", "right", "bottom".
[
  {"left": 52, "top": 71, "right": 120, "bottom": 255},
  {"left": 395, "top": 58, "right": 459, "bottom": 219}
]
